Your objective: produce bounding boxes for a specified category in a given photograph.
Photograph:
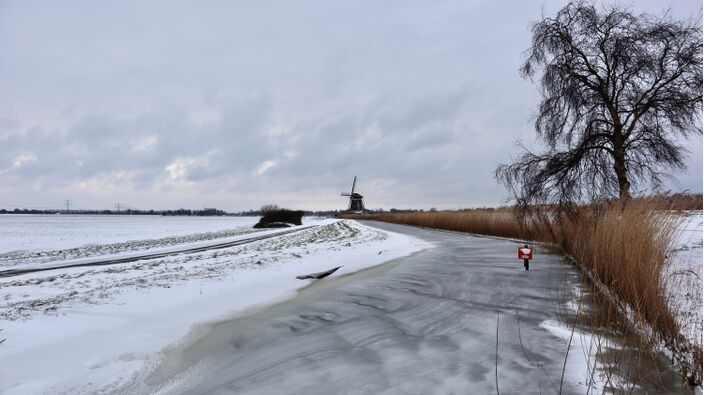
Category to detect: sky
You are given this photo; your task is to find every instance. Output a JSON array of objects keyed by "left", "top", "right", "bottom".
[{"left": 0, "top": 0, "right": 701, "bottom": 211}]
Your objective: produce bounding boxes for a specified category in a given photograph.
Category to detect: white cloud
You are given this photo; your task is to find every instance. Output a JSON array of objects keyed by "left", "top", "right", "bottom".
[
  {"left": 165, "top": 158, "right": 192, "bottom": 181},
  {"left": 256, "top": 160, "right": 278, "bottom": 176},
  {"left": 11, "top": 153, "right": 37, "bottom": 169},
  {"left": 0, "top": 153, "right": 38, "bottom": 175}
]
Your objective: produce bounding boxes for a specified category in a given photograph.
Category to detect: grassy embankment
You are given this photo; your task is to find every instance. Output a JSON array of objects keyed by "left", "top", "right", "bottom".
[{"left": 347, "top": 194, "right": 702, "bottom": 386}]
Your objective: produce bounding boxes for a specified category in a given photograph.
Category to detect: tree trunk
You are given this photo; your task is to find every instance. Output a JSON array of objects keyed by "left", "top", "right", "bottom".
[{"left": 612, "top": 142, "right": 631, "bottom": 199}]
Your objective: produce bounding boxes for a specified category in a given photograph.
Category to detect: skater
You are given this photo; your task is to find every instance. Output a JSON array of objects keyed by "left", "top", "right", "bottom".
[{"left": 518, "top": 244, "right": 533, "bottom": 270}]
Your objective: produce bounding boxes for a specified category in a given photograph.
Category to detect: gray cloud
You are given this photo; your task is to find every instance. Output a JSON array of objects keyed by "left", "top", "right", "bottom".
[{"left": 0, "top": 0, "right": 700, "bottom": 211}]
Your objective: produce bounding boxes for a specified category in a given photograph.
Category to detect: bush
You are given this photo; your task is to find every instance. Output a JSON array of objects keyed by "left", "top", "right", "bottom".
[
  {"left": 260, "top": 204, "right": 281, "bottom": 213},
  {"left": 254, "top": 208, "right": 303, "bottom": 228}
]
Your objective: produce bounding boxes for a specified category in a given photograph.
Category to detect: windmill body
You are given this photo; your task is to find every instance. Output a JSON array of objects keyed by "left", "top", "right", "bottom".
[{"left": 340, "top": 176, "right": 365, "bottom": 213}]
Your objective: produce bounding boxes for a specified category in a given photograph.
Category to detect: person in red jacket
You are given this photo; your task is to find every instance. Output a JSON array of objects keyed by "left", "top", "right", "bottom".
[{"left": 519, "top": 245, "right": 532, "bottom": 271}]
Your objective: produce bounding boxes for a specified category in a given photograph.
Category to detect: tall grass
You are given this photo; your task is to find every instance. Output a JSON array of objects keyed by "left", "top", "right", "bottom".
[
  {"left": 356, "top": 210, "right": 541, "bottom": 240},
  {"left": 633, "top": 192, "right": 703, "bottom": 211},
  {"left": 558, "top": 204, "right": 678, "bottom": 337},
  {"left": 348, "top": 200, "right": 701, "bottom": 385},
  {"left": 556, "top": 203, "right": 702, "bottom": 385}
]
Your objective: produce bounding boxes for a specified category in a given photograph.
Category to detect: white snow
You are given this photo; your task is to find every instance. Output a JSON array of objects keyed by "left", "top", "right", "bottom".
[
  {"left": 540, "top": 318, "right": 625, "bottom": 394},
  {"left": 0, "top": 219, "right": 427, "bottom": 394},
  {"left": 1, "top": 225, "right": 315, "bottom": 273},
  {"left": 663, "top": 211, "right": 703, "bottom": 349},
  {"left": 0, "top": 214, "right": 260, "bottom": 254}
]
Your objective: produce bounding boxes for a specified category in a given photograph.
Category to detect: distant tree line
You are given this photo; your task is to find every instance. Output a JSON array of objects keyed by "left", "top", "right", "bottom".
[
  {"left": 0, "top": 208, "right": 229, "bottom": 216},
  {"left": 0, "top": 208, "right": 359, "bottom": 217}
]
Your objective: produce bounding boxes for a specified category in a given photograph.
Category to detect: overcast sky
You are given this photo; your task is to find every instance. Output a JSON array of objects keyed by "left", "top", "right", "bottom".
[{"left": 1, "top": 0, "right": 701, "bottom": 211}]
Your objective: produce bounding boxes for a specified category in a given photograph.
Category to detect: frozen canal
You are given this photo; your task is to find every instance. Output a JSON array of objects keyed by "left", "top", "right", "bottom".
[{"left": 120, "top": 222, "right": 686, "bottom": 394}]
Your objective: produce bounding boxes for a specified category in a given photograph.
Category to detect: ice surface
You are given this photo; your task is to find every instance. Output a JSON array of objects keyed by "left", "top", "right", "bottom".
[{"left": 116, "top": 222, "right": 624, "bottom": 395}]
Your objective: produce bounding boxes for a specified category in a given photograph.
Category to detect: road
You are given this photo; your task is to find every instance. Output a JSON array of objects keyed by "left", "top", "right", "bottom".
[
  {"left": 120, "top": 222, "right": 684, "bottom": 394},
  {"left": 0, "top": 225, "right": 316, "bottom": 279}
]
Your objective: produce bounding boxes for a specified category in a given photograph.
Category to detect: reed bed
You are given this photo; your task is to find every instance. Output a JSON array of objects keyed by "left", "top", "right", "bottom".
[
  {"left": 633, "top": 192, "right": 703, "bottom": 211},
  {"left": 558, "top": 204, "right": 679, "bottom": 338},
  {"left": 357, "top": 210, "right": 543, "bottom": 241},
  {"left": 556, "top": 203, "right": 701, "bottom": 384}
]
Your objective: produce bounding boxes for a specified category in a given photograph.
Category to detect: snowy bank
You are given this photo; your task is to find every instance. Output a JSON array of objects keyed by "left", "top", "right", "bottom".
[
  {"left": 0, "top": 219, "right": 427, "bottom": 394},
  {"left": 663, "top": 211, "right": 703, "bottom": 350}
]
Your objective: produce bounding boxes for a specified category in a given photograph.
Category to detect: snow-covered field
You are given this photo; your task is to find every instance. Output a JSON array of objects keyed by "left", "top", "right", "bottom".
[
  {"left": 663, "top": 211, "right": 703, "bottom": 349},
  {"left": 0, "top": 217, "right": 426, "bottom": 394},
  {"left": 0, "top": 214, "right": 260, "bottom": 255}
]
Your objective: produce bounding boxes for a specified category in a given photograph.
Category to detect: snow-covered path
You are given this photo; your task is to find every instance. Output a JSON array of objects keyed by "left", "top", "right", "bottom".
[{"left": 115, "top": 222, "right": 690, "bottom": 394}]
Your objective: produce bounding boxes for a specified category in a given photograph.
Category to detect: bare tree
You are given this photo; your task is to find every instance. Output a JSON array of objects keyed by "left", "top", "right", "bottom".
[
  {"left": 497, "top": 2, "right": 702, "bottom": 206},
  {"left": 260, "top": 204, "right": 280, "bottom": 213}
]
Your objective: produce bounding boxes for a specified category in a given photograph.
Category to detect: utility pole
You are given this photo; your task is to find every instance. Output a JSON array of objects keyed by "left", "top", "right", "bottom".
[{"left": 64, "top": 199, "right": 71, "bottom": 213}]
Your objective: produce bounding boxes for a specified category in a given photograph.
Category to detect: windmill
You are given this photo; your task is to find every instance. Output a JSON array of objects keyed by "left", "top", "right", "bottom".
[{"left": 341, "top": 176, "right": 365, "bottom": 212}]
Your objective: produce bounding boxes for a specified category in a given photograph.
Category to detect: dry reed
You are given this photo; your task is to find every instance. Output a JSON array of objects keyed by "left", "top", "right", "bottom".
[
  {"left": 356, "top": 210, "right": 539, "bottom": 241},
  {"left": 632, "top": 192, "right": 703, "bottom": 211},
  {"left": 558, "top": 204, "right": 679, "bottom": 339}
]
